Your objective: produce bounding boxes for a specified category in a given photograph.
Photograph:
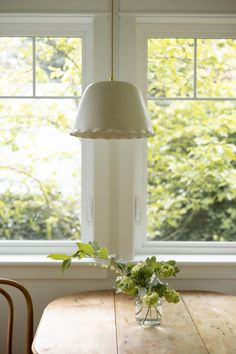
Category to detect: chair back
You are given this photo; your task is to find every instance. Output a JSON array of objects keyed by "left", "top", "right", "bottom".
[{"left": 0, "top": 278, "right": 33, "bottom": 354}]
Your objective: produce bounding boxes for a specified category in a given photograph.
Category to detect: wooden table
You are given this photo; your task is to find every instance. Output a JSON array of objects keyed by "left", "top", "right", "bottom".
[{"left": 32, "top": 290, "right": 236, "bottom": 354}]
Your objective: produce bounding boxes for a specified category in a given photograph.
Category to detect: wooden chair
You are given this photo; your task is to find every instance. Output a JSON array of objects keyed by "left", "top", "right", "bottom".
[{"left": 0, "top": 278, "right": 33, "bottom": 354}]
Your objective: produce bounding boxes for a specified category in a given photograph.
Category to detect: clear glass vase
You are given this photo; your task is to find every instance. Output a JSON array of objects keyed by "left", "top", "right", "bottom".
[{"left": 135, "top": 298, "right": 162, "bottom": 327}]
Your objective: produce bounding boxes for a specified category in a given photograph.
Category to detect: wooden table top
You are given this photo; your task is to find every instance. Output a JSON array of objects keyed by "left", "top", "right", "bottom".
[{"left": 32, "top": 290, "right": 236, "bottom": 354}]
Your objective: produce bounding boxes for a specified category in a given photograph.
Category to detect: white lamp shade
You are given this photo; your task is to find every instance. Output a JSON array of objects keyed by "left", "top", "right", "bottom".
[{"left": 70, "top": 81, "right": 154, "bottom": 139}]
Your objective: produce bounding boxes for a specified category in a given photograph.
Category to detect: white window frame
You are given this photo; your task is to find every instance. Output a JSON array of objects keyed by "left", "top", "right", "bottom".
[
  {"left": 0, "top": 14, "right": 97, "bottom": 255},
  {"left": 1, "top": 13, "right": 236, "bottom": 260},
  {"left": 132, "top": 15, "right": 236, "bottom": 256},
  {"left": 0, "top": 13, "right": 125, "bottom": 259}
]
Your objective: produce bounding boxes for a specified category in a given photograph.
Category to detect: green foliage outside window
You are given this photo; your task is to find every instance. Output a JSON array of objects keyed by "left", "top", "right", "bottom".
[
  {"left": 1, "top": 36, "right": 236, "bottom": 242},
  {"left": 0, "top": 37, "right": 81, "bottom": 240},
  {"left": 147, "top": 38, "right": 236, "bottom": 241}
]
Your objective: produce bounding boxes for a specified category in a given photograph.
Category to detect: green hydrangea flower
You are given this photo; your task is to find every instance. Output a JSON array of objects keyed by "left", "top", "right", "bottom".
[
  {"left": 141, "top": 292, "right": 159, "bottom": 306},
  {"left": 131, "top": 262, "right": 146, "bottom": 276},
  {"left": 164, "top": 289, "right": 180, "bottom": 303},
  {"left": 158, "top": 264, "right": 175, "bottom": 278},
  {"left": 116, "top": 275, "right": 137, "bottom": 296}
]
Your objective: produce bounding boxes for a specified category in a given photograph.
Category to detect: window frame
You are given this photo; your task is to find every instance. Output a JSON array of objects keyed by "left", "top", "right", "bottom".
[
  {"left": 0, "top": 14, "right": 95, "bottom": 255},
  {"left": 1, "top": 13, "right": 236, "bottom": 259},
  {"left": 133, "top": 15, "right": 236, "bottom": 256}
]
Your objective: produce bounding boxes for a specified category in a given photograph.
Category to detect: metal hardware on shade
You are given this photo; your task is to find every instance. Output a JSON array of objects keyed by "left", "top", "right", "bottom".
[{"left": 70, "top": 0, "right": 154, "bottom": 139}]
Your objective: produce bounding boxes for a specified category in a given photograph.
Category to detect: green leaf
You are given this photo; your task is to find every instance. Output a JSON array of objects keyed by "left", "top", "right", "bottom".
[
  {"left": 89, "top": 241, "right": 100, "bottom": 251},
  {"left": 76, "top": 242, "right": 95, "bottom": 257},
  {"left": 48, "top": 253, "right": 70, "bottom": 261},
  {"left": 62, "top": 258, "right": 71, "bottom": 273},
  {"left": 97, "top": 247, "right": 109, "bottom": 259}
]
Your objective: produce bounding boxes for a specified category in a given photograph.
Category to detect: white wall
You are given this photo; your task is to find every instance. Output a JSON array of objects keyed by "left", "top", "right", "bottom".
[
  {"left": 120, "top": 0, "right": 236, "bottom": 14},
  {"left": 0, "top": 0, "right": 110, "bottom": 13},
  {"left": 0, "top": 0, "right": 236, "bottom": 14}
]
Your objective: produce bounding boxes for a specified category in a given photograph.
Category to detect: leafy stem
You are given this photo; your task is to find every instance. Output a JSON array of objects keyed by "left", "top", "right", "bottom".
[
  {"left": 48, "top": 241, "right": 181, "bottom": 305},
  {"left": 143, "top": 306, "right": 151, "bottom": 325}
]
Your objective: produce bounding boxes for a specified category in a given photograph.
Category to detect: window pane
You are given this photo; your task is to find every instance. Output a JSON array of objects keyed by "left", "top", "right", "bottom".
[
  {"left": 197, "top": 39, "right": 236, "bottom": 97},
  {"left": 148, "top": 38, "right": 194, "bottom": 98},
  {"left": 0, "top": 99, "right": 81, "bottom": 240},
  {"left": 147, "top": 100, "right": 236, "bottom": 242},
  {"left": 0, "top": 37, "right": 32, "bottom": 96},
  {"left": 36, "top": 37, "right": 82, "bottom": 96}
]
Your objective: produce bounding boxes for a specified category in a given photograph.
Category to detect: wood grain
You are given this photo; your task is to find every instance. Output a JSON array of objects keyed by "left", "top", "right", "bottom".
[
  {"left": 182, "top": 291, "right": 236, "bottom": 354},
  {"left": 115, "top": 293, "right": 208, "bottom": 354},
  {"left": 32, "top": 290, "right": 236, "bottom": 354},
  {"left": 32, "top": 290, "right": 117, "bottom": 354}
]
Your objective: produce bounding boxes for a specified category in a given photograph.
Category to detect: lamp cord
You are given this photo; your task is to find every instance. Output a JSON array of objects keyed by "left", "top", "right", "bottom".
[{"left": 111, "top": 0, "right": 114, "bottom": 81}]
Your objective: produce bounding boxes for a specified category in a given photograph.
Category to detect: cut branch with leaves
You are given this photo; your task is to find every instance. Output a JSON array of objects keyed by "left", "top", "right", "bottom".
[{"left": 48, "top": 241, "right": 181, "bottom": 306}]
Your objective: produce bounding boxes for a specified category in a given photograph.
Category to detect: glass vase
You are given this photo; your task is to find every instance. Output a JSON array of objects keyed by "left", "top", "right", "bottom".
[{"left": 135, "top": 298, "right": 162, "bottom": 327}]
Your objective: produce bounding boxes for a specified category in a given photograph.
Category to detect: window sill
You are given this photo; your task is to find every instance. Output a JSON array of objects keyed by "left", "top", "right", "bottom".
[
  {"left": 0, "top": 255, "right": 107, "bottom": 280},
  {"left": 134, "top": 254, "right": 236, "bottom": 265},
  {"left": 0, "top": 254, "right": 235, "bottom": 280}
]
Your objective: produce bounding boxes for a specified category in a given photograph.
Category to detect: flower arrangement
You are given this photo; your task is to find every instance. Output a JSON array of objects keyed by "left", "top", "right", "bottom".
[{"left": 49, "top": 241, "right": 180, "bottom": 326}]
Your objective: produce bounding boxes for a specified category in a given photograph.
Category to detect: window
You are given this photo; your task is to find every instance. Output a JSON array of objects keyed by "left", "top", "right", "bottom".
[
  {"left": 147, "top": 38, "right": 236, "bottom": 242},
  {"left": 1, "top": 14, "right": 236, "bottom": 259},
  {"left": 0, "top": 36, "right": 82, "bottom": 241},
  {"left": 134, "top": 16, "right": 236, "bottom": 254},
  {"left": 0, "top": 16, "right": 94, "bottom": 253}
]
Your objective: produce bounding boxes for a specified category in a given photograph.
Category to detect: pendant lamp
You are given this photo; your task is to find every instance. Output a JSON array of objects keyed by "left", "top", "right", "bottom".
[{"left": 70, "top": 1, "right": 154, "bottom": 139}]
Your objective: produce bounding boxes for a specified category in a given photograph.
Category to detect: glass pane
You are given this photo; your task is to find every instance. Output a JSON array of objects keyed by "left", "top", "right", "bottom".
[
  {"left": 0, "top": 99, "right": 81, "bottom": 240},
  {"left": 148, "top": 38, "right": 194, "bottom": 98},
  {"left": 0, "top": 37, "right": 32, "bottom": 96},
  {"left": 147, "top": 99, "right": 236, "bottom": 242},
  {"left": 197, "top": 39, "right": 236, "bottom": 97},
  {"left": 36, "top": 37, "right": 82, "bottom": 96}
]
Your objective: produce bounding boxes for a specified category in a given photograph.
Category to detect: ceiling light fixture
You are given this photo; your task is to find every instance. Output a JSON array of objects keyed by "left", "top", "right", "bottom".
[{"left": 70, "top": 0, "right": 154, "bottom": 139}]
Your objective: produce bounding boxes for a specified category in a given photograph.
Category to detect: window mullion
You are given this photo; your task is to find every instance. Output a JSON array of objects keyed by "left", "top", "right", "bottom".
[
  {"left": 32, "top": 36, "right": 36, "bottom": 97},
  {"left": 193, "top": 38, "right": 197, "bottom": 98}
]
